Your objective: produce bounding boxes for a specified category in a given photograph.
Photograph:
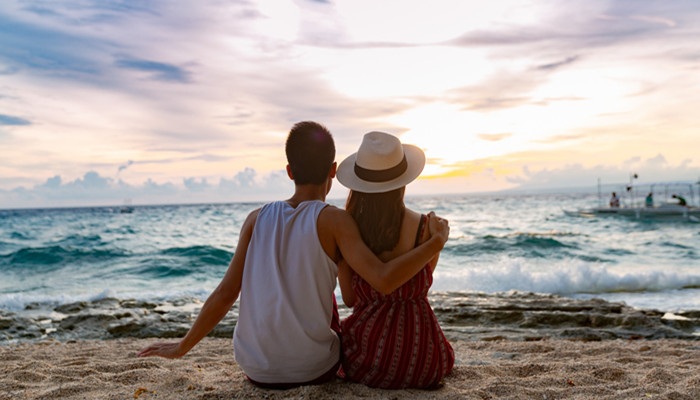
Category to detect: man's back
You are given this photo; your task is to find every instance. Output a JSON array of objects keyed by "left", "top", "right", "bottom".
[{"left": 233, "top": 200, "right": 340, "bottom": 384}]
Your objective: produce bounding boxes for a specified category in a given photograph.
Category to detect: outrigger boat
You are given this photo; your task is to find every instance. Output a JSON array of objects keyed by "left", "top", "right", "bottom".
[{"left": 565, "top": 180, "right": 700, "bottom": 221}]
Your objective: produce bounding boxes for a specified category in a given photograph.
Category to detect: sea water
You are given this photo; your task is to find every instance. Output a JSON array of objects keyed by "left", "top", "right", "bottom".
[{"left": 1, "top": 192, "right": 699, "bottom": 342}]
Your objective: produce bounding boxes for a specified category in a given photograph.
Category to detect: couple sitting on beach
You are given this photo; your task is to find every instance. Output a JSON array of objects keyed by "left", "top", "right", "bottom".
[{"left": 139, "top": 121, "right": 454, "bottom": 389}]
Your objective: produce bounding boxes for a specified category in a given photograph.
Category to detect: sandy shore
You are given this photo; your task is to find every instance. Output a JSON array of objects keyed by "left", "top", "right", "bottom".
[{"left": 1, "top": 337, "right": 698, "bottom": 400}]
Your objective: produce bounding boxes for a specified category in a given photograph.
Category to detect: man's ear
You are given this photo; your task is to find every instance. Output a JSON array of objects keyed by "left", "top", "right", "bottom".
[
  {"left": 329, "top": 162, "right": 337, "bottom": 179},
  {"left": 286, "top": 165, "right": 294, "bottom": 180}
]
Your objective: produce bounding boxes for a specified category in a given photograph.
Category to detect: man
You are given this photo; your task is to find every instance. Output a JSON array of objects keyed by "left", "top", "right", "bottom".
[
  {"left": 138, "top": 121, "right": 449, "bottom": 388},
  {"left": 645, "top": 192, "right": 654, "bottom": 208},
  {"left": 610, "top": 192, "right": 620, "bottom": 208},
  {"left": 672, "top": 194, "right": 687, "bottom": 206}
]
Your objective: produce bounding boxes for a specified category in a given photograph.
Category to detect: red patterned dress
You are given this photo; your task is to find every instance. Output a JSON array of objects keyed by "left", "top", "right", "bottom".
[{"left": 340, "top": 216, "right": 454, "bottom": 389}]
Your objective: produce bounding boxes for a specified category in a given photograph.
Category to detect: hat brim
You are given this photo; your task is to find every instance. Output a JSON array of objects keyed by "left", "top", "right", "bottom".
[{"left": 336, "top": 144, "right": 425, "bottom": 193}]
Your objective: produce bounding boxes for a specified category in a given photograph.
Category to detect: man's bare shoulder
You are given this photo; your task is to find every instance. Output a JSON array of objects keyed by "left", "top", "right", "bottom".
[
  {"left": 318, "top": 204, "right": 352, "bottom": 225},
  {"left": 247, "top": 207, "right": 262, "bottom": 219},
  {"left": 241, "top": 207, "right": 262, "bottom": 232}
]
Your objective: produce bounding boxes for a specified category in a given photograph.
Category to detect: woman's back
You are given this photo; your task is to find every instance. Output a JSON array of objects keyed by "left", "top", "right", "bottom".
[
  {"left": 340, "top": 208, "right": 454, "bottom": 389},
  {"left": 377, "top": 208, "right": 425, "bottom": 258}
]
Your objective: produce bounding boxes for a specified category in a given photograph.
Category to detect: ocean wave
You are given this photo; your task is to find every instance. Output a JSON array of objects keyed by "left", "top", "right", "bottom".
[
  {"left": 159, "top": 245, "right": 232, "bottom": 266},
  {"left": 431, "top": 261, "right": 700, "bottom": 296},
  {"left": 0, "top": 288, "right": 212, "bottom": 312},
  {"left": 10, "top": 231, "right": 32, "bottom": 240},
  {"left": 50, "top": 233, "right": 105, "bottom": 247},
  {"left": 0, "top": 246, "right": 128, "bottom": 268},
  {"left": 445, "top": 234, "right": 581, "bottom": 260}
]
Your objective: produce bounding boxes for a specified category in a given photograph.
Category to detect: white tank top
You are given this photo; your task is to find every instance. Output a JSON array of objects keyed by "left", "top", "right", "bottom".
[{"left": 233, "top": 200, "right": 339, "bottom": 383}]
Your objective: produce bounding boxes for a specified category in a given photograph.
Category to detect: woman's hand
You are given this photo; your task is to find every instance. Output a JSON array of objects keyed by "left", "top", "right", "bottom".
[
  {"left": 137, "top": 341, "right": 187, "bottom": 359},
  {"left": 427, "top": 211, "right": 450, "bottom": 246}
]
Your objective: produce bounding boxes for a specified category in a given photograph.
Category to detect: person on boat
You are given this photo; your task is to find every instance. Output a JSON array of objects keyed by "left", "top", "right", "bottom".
[
  {"left": 645, "top": 192, "right": 654, "bottom": 208},
  {"left": 137, "top": 122, "right": 450, "bottom": 389},
  {"left": 610, "top": 192, "right": 620, "bottom": 208},
  {"left": 335, "top": 131, "right": 454, "bottom": 389},
  {"left": 672, "top": 194, "right": 687, "bottom": 206}
]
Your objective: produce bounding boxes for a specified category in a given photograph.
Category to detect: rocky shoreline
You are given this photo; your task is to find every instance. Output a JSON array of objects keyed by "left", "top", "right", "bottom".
[{"left": 2, "top": 292, "right": 699, "bottom": 344}]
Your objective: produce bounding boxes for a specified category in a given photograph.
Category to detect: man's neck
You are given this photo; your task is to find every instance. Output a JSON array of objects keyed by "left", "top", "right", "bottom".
[{"left": 286, "top": 184, "right": 328, "bottom": 208}]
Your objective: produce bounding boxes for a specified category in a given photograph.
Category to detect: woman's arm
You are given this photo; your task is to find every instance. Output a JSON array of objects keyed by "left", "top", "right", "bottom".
[
  {"left": 337, "top": 259, "right": 357, "bottom": 307},
  {"left": 420, "top": 215, "right": 442, "bottom": 273},
  {"left": 321, "top": 209, "right": 449, "bottom": 295}
]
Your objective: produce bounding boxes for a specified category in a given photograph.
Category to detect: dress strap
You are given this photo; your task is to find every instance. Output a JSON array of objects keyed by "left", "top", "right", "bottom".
[{"left": 414, "top": 214, "right": 427, "bottom": 248}]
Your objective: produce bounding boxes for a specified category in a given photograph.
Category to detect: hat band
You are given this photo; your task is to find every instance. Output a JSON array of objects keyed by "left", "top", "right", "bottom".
[{"left": 354, "top": 155, "right": 407, "bottom": 182}]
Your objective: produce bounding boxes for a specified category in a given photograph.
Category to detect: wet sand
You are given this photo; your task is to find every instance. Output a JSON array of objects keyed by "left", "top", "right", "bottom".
[{"left": 2, "top": 337, "right": 698, "bottom": 400}]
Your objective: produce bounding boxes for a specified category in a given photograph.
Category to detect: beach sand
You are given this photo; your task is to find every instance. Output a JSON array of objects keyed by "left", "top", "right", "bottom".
[{"left": 1, "top": 338, "right": 698, "bottom": 400}]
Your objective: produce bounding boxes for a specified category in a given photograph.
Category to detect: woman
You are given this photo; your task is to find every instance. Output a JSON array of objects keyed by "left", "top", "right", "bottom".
[{"left": 335, "top": 131, "right": 454, "bottom": 389}]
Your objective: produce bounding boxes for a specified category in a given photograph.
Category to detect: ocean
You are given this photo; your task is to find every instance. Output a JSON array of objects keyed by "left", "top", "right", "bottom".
[{"left": 2, "top": 192, "right": 699, "bottom": 344}]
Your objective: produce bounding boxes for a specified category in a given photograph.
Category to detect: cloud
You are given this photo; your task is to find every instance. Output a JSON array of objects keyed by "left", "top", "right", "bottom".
[
  {"left": 0, "top": 12, "right": 102, "bottom": 76},
  {"left": 0, "top": 66, "right": 19, "bottom": 75},
  {"left": 0, "top": 114, "right": 31, "bottom": 126},
  {"left": 536, "top": 56, "right": 580, "bottom": 71},
  {"left": 446, "top": 71, "right": 546, "bottom": 112},
  {"left": 183, "top": 177, "right": 209, "bottom": 192},
  {"left": 535, "top": 134, "right": 586, "bottom": 144},
  {"left": 0, "top": 167, "right": 294, "bottom": 209},
  {"left": 117, "top": 160, "right": 134, "bottom": 173},
  {"left": 39, "top": 175, "right": 62, "bottom": 189},
  {"left": 504, "top": 154, "right": 700, "bottom": 190},
  {"left": 477, "top": 133, "right": 512, "bottom": 142},
  {"left": 630, "top": 15, "right": 676, "bottom": 27},
  {"left": 114, "top": 57, "right": 193, "bottom": 83}
]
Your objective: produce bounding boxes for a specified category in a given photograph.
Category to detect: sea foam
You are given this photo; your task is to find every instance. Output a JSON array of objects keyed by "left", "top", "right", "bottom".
[{"left": 431, "top": 259, "right": 700, "bottom": 296}]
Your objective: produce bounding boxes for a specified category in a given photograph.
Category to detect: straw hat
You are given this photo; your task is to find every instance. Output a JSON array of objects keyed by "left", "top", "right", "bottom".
[{"left": 336, "top": 131, "right": 425, "bottom": 193}]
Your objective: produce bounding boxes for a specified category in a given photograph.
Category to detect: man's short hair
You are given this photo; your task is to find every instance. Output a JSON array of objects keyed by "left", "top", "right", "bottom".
[{"left": 285, "top": 121, "right": 335, "bottom": 185}]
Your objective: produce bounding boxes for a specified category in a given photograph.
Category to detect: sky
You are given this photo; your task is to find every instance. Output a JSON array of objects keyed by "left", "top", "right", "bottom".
[{"left": 1, "top": 0, "right": 700, "bottom": 208}]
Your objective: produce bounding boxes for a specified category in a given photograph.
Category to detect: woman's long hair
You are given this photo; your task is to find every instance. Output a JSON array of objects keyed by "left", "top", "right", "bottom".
[{"left": 345, "top": 187, "right": 405, "bottom": 255}]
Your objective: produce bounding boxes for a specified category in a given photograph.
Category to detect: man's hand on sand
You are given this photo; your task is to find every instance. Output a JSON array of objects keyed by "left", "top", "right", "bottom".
[
  {"left": 137, "top": 342, "right": 186, "bottom": 359},
  {"left": 427, "top": 211, "right": 450, "bottom": 245}
]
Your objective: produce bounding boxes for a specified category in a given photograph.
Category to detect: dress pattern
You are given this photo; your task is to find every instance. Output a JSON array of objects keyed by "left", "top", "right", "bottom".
[{"left": 341, "top": 216, "right": 454, "bottom": 389}]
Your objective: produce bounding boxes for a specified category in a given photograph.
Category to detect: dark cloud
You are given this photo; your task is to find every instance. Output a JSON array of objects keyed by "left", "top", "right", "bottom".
[
  {"left": 0, "top": 13, "right": 102, "bottom": 76},
  {"left": 0, "top": 114, "right": 31, "bottom": 126},
  {"left": 448, "top": 29, "right": 552, "bottom": 47},
  {"left": 115, "top": 58, "right": 192, "bottom": 83},
  {"left": 20, "top": 6, "right": 63, "bottom": 17},
  {"left": 117, "top": 160, "right": 134, "bottom": 173},
  {"left": 536, "top": 56, "right": 580, "bottom": 71}
]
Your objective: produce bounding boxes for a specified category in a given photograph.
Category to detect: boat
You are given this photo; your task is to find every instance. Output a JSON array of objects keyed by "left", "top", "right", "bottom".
[
  {"left": 117, "top": 198, "right": 134, "bottom": 214},
  {"left": 565, "top": 179, "right": 700, "bottom": 221}
]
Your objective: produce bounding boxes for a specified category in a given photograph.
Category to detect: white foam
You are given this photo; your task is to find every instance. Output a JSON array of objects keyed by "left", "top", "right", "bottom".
[
  {"left": 0, "top": 287, "right": 213, "bottom": 312},
  {"left": 431, "top": 259, "right": 700, "bottom": 296}
]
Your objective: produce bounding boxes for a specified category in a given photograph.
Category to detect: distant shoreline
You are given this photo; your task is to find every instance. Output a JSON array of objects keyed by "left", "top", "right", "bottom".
[{"left": 0, "top": 189, "right": 606, "bottom": 212}]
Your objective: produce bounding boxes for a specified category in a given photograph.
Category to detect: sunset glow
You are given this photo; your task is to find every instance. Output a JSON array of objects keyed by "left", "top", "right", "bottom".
[{"left": 1, "top": 0, "right": 699, "bottom": 207}]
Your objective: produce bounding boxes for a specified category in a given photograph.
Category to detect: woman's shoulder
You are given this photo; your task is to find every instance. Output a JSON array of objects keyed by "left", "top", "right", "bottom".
[{"left": 403, "top": 208, "right": 429, "bottom": 245}]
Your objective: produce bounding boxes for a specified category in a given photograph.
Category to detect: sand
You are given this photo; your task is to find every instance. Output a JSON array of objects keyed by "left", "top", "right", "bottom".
[{"left": 1, "top": 338, "right": 698, "bottom": 400}]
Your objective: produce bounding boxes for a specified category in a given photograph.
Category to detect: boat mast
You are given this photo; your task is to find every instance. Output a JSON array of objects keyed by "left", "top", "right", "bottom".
[{"left": 629, "top": 173, "right": 638, "bottom": 208}]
